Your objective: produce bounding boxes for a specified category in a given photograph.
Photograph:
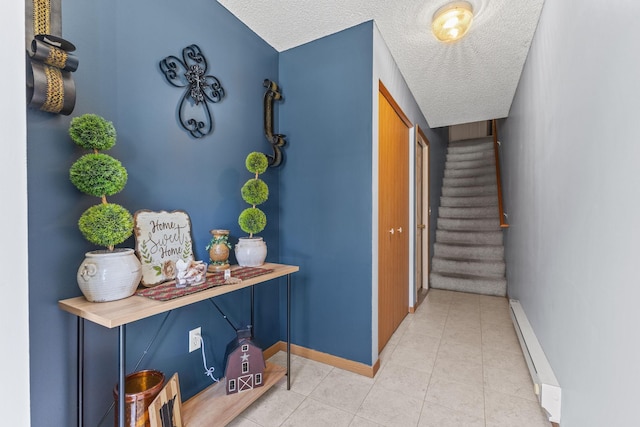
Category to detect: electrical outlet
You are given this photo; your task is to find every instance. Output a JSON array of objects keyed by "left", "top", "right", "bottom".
[{"left": 189, "top": 327, "right": 201, "bottom": 352}]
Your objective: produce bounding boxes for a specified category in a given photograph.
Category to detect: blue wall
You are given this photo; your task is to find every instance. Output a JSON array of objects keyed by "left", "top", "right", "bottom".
[
  {"left": 27, "top": 1, "right": 279, "bottom": 425},
  {"left": 278, "top": 23, "right": 374, "bottom": 364}
]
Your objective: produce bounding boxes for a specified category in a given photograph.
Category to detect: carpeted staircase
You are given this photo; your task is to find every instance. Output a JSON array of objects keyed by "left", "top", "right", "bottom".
[{"left": 429, "top": 136, "right": 507, "bottom": 297}]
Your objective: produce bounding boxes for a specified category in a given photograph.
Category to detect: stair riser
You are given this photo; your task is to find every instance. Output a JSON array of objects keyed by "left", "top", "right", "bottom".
[
  {"left": 443, "top": 175, "right": 496, "bottom": 187},
  {"left": 433, "top": 243, "right": 504, "bottom": 261},
  {"left": 439, "top": 207, "right": 498, "bottom": 219},
  {"left": 436, "top": 230, "right": 503, "bottom": 245},
  {"left": 444, "top": 166, "right": 495, "bottom": 178},
  {"left": 442, "top": 185, "right": 497, "bottom": 197},
  {"left": 430, "top": 273, "right": 507, "bottom": 297},
  {"left": 448, "top": 140, "right": 493, "bottom": 154},
  {"left": 440, "top": 196, "right": 498, "bottom": 207},
  {"left": 432, "top": 258, "right": 505, "bottom": 278},
  {"left": 446, "top": 150, "right": 494, "bottom": 162},
  {"left": 437, "top": 218, "right": 501, "bottom": 231},
  {"left": 446, "top": 158, "right": 495, "bottom": 170}
]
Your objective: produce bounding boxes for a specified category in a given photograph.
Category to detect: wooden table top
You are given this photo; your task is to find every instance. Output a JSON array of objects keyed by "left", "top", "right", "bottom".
[{"left": 58, "top": 263, "right": 299, "bottom": 328}]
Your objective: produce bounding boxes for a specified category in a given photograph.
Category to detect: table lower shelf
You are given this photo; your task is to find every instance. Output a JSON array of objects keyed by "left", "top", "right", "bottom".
[{"left": 182, "top": 362, "right": 286, "bottom": 426}]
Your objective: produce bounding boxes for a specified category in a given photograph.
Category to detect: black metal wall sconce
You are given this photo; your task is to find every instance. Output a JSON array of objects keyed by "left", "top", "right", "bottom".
[
  {"left": 263, "top": 79, "right": 286, "bottom": 167},
  {"left": 159, "top": 45, "right": 225, "bottom": 139}
]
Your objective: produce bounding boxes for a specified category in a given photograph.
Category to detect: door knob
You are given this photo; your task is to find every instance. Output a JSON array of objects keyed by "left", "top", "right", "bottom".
[
  {"left": 397, "top": 227, "right": 403, "bottom": 233},
  {"left": 389, "top": 228, "right": 395, "bottom": 234}
]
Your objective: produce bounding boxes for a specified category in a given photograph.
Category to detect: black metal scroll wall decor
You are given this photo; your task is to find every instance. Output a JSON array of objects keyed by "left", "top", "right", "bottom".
[
  {"left": 159, "top": 45, "right": 225, "bottom": 139},
  {"left": 263, "top": 79, "right": 287, "bottom": 167},
  {"left": 25, "top": 0, "right": 78, "bottom": 115}
]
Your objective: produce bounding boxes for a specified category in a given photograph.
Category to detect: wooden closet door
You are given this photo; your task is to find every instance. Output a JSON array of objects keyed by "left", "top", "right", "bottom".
[{"left": 378, "top": 86, "right": 409, "bottom": 352}]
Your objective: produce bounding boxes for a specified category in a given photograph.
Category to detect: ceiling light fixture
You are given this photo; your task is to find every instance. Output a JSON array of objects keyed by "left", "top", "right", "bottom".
[{"left": 432, "top": 1, "right": 474, "bottom": 43}]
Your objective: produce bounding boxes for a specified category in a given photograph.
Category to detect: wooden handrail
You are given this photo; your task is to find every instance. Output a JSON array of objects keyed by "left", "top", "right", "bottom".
[{"left": 492, "top": 119, "right": 509, "bottom": 228}]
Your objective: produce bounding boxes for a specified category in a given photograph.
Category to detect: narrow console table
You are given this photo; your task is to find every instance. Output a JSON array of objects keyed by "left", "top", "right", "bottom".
[{"left": 59, "top": 263, "right": 299, "bottom": 427}]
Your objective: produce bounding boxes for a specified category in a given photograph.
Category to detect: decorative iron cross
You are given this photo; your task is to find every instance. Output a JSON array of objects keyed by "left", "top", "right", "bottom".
[{"left": 159, "top": 45, "right": 225, "bottom": 138}]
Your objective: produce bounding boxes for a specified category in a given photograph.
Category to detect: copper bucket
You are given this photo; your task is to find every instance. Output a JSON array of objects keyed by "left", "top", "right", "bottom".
[{"left": 113, "top": 370, "right": 165, "bottom": 427}]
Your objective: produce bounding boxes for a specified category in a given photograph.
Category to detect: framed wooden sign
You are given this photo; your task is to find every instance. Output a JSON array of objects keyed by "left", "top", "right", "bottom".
[
  {"left": 149, "top": 373, "right": 183, "bottom": 427},
  {"left": 134, "top": 210, "right": 194, "bottom": 287}
]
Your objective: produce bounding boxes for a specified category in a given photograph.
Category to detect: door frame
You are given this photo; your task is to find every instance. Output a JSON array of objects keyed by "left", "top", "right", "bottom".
[{"left": 414, "top": 126, "right": 430, "bottom": 305}]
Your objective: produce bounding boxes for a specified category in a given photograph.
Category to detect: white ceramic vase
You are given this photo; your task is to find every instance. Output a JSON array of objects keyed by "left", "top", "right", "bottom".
[
  {"left": 235, "top": 237, "right": 267, "bottom": 267},
  {"left": 77, "top": 248, "right": 142, "bottom": 302}
]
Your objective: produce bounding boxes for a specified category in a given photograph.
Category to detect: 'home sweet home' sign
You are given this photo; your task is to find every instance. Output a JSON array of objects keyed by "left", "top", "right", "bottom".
[{"left": 134, "top": 210, "right": 194, "bottom": 287}]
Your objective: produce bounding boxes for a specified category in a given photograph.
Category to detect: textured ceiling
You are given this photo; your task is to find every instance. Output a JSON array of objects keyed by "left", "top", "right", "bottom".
[{"left": 217, "top": 0, "right": 544, "bottom": 128}]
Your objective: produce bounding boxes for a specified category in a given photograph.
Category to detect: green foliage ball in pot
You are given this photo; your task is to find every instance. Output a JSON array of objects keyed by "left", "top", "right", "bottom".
[
  {"left": 69, "top": 113, "right": 117, "bottom": 151},
  {"left": 78, "top": 203, "right": 134, "bottom": 248},
  {"left": 69, "top": 153, "right": 128, "bottom": 197},
  {"left": 69, "top": 114, "right": 133, "bottom": 251},
  {"left": 238, "top": 152, "right": 269, "bottom": 237}
]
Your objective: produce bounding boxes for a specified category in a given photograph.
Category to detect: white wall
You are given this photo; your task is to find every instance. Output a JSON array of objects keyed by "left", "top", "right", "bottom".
[
  {"left": 1, "top": 0, "right": 31, "bottom": 425},
  {"left": 501, "top": 1, "right": 640, "bottom": 425}
]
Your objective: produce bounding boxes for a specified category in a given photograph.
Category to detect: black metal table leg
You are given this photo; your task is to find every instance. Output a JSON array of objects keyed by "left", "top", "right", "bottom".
[
  {"left": 118, "top": 325, "right": 126, "bottom": 427},
  {"left": 287, "top": 273, "right": 291, "bottom": 390},
  {"left": 251, "top": 286, "right": 255, "bottom": 334},
  {"left": 77, "top": 317, "right": 84, "bottom": 427}
]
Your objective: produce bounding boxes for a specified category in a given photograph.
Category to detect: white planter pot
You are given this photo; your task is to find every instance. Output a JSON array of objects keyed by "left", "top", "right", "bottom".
[
  {"left": 235, "top": 237, "right": 267, "bottom": 267},
  {"left": 77, "top": 248, "right": 142, "bottom": 302}
]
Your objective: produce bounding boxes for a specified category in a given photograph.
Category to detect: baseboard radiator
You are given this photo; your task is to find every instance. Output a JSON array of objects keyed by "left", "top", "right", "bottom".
[{"left": 509, "top": 299, "right": 561, "bottom": 424}]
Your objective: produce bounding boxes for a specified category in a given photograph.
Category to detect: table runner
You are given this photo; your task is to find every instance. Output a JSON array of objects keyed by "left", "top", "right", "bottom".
[{"left": 136, "top": 266, "right": 274, "bottom": 301}]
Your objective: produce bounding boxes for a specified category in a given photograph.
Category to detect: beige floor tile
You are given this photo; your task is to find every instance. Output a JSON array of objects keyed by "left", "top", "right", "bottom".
[
  {"left": 416, "top": 300, "right": 450, "bottom": 316},
  {"left": 483, "top": 364, "right": 538, "bottom": 401},
  {"left": 424, "top": 377, "right": 485, "bottom": 420},
  {"left": 241, "top": 387, "right": 305, "bottom": 427},
  {"left": 444, "top": 315, "right": 482, "bottom": 332},
  {"left": 274, "top": 357, "right": 333, "bottom": 396},
  {"left": 282, "top": 398, "right": 354, "bottom": 427},
  {"left": 481, "top": 306, "right": 513, "bottom": 325},
  {"left": 441, "top": 324, "right": 482, "bottom": 348},
  {"left": 485, "top": 390, "right": 551, "bottom": 427},
  {"left": 309, "top": 368, "right": 375, "bottom": 413},
  {"left": 478, "top": 295, "right": 509, "bottom": 308},
  {"left": 483, "top": 347, "right": 528, "bottom": 373},
  {"left": 374, "top": 361, "right": 431, "bottom": 400},
  {"left": 436, "top": 340, "right": 483, "bottom": 365},
  {"left": 356, "top": 383, "right": 424, "bottom": 427},
  {"left": 425, "top": 289, "right": 455, "bottom": 304},
  {"left": 390, "top": 335, "right": 440, "bottom": 373},
  {"left": 449, "top": 292, "right": 480, "bottom": 304},
  {"left": 404, "top": 314, "right": 446, "bottom": 339},
  {"left": 377, "top": 340, "right": 396, "bottom": 369},
  {"left": 431, "top": 354, "right": 484, "bottom": 386},
  {"left": 482, "top": 322, "right": 521, "bottom": 354},
  {"left": 226, "top": 416, "right": 262, "bottom": 427},
  {"left": 267, "top": 351, "right": 305, "bottom": 368},
  {"left": 418, "top": 401, "right": 485, "bottom": 427},
  {"left": 349, "top": 416, "right": 383, "bottom": 426}
]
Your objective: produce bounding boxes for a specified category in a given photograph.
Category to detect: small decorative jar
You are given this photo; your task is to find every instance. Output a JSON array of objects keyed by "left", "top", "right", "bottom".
[{"left": 206, "top": 229, "right": 231, "bottom": 272}]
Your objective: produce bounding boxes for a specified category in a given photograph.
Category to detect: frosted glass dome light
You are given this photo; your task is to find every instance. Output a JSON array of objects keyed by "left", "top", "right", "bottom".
[{"left": 432, "top": 1, "right": 474, "bottom": 43}]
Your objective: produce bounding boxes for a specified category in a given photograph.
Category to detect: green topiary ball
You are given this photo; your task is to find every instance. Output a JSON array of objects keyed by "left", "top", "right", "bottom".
[
  {"left": 78, "top": 203, "right": 133, "bottom": 248},
  {"left": 238, "top": 207, "right": 266, "bottom": 235},
  {"left": 70, "top": 153, "right": 128, "bottom": 197},
  {"left": 241, "top": 178, "right": 269, "bottom": 206},
  {"left": 245, "top": 152, "right": 268, "bottom": 175},
  {"left": 69, "top": 114, "right": 117, "bottom": 151}
]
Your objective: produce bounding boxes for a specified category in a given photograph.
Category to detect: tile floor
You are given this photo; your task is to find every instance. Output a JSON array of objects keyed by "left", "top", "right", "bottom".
[{"left": 228, "top": 289, "right": 551, "bottom": 427}]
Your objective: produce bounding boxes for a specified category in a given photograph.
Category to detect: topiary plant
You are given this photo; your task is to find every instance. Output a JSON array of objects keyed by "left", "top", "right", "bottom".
[
  {"left": 69, "top": 114, "right": 133, "bottom": 251},
  {"left": 238, "top": 152, "right": 269, "bottom": 238}
]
